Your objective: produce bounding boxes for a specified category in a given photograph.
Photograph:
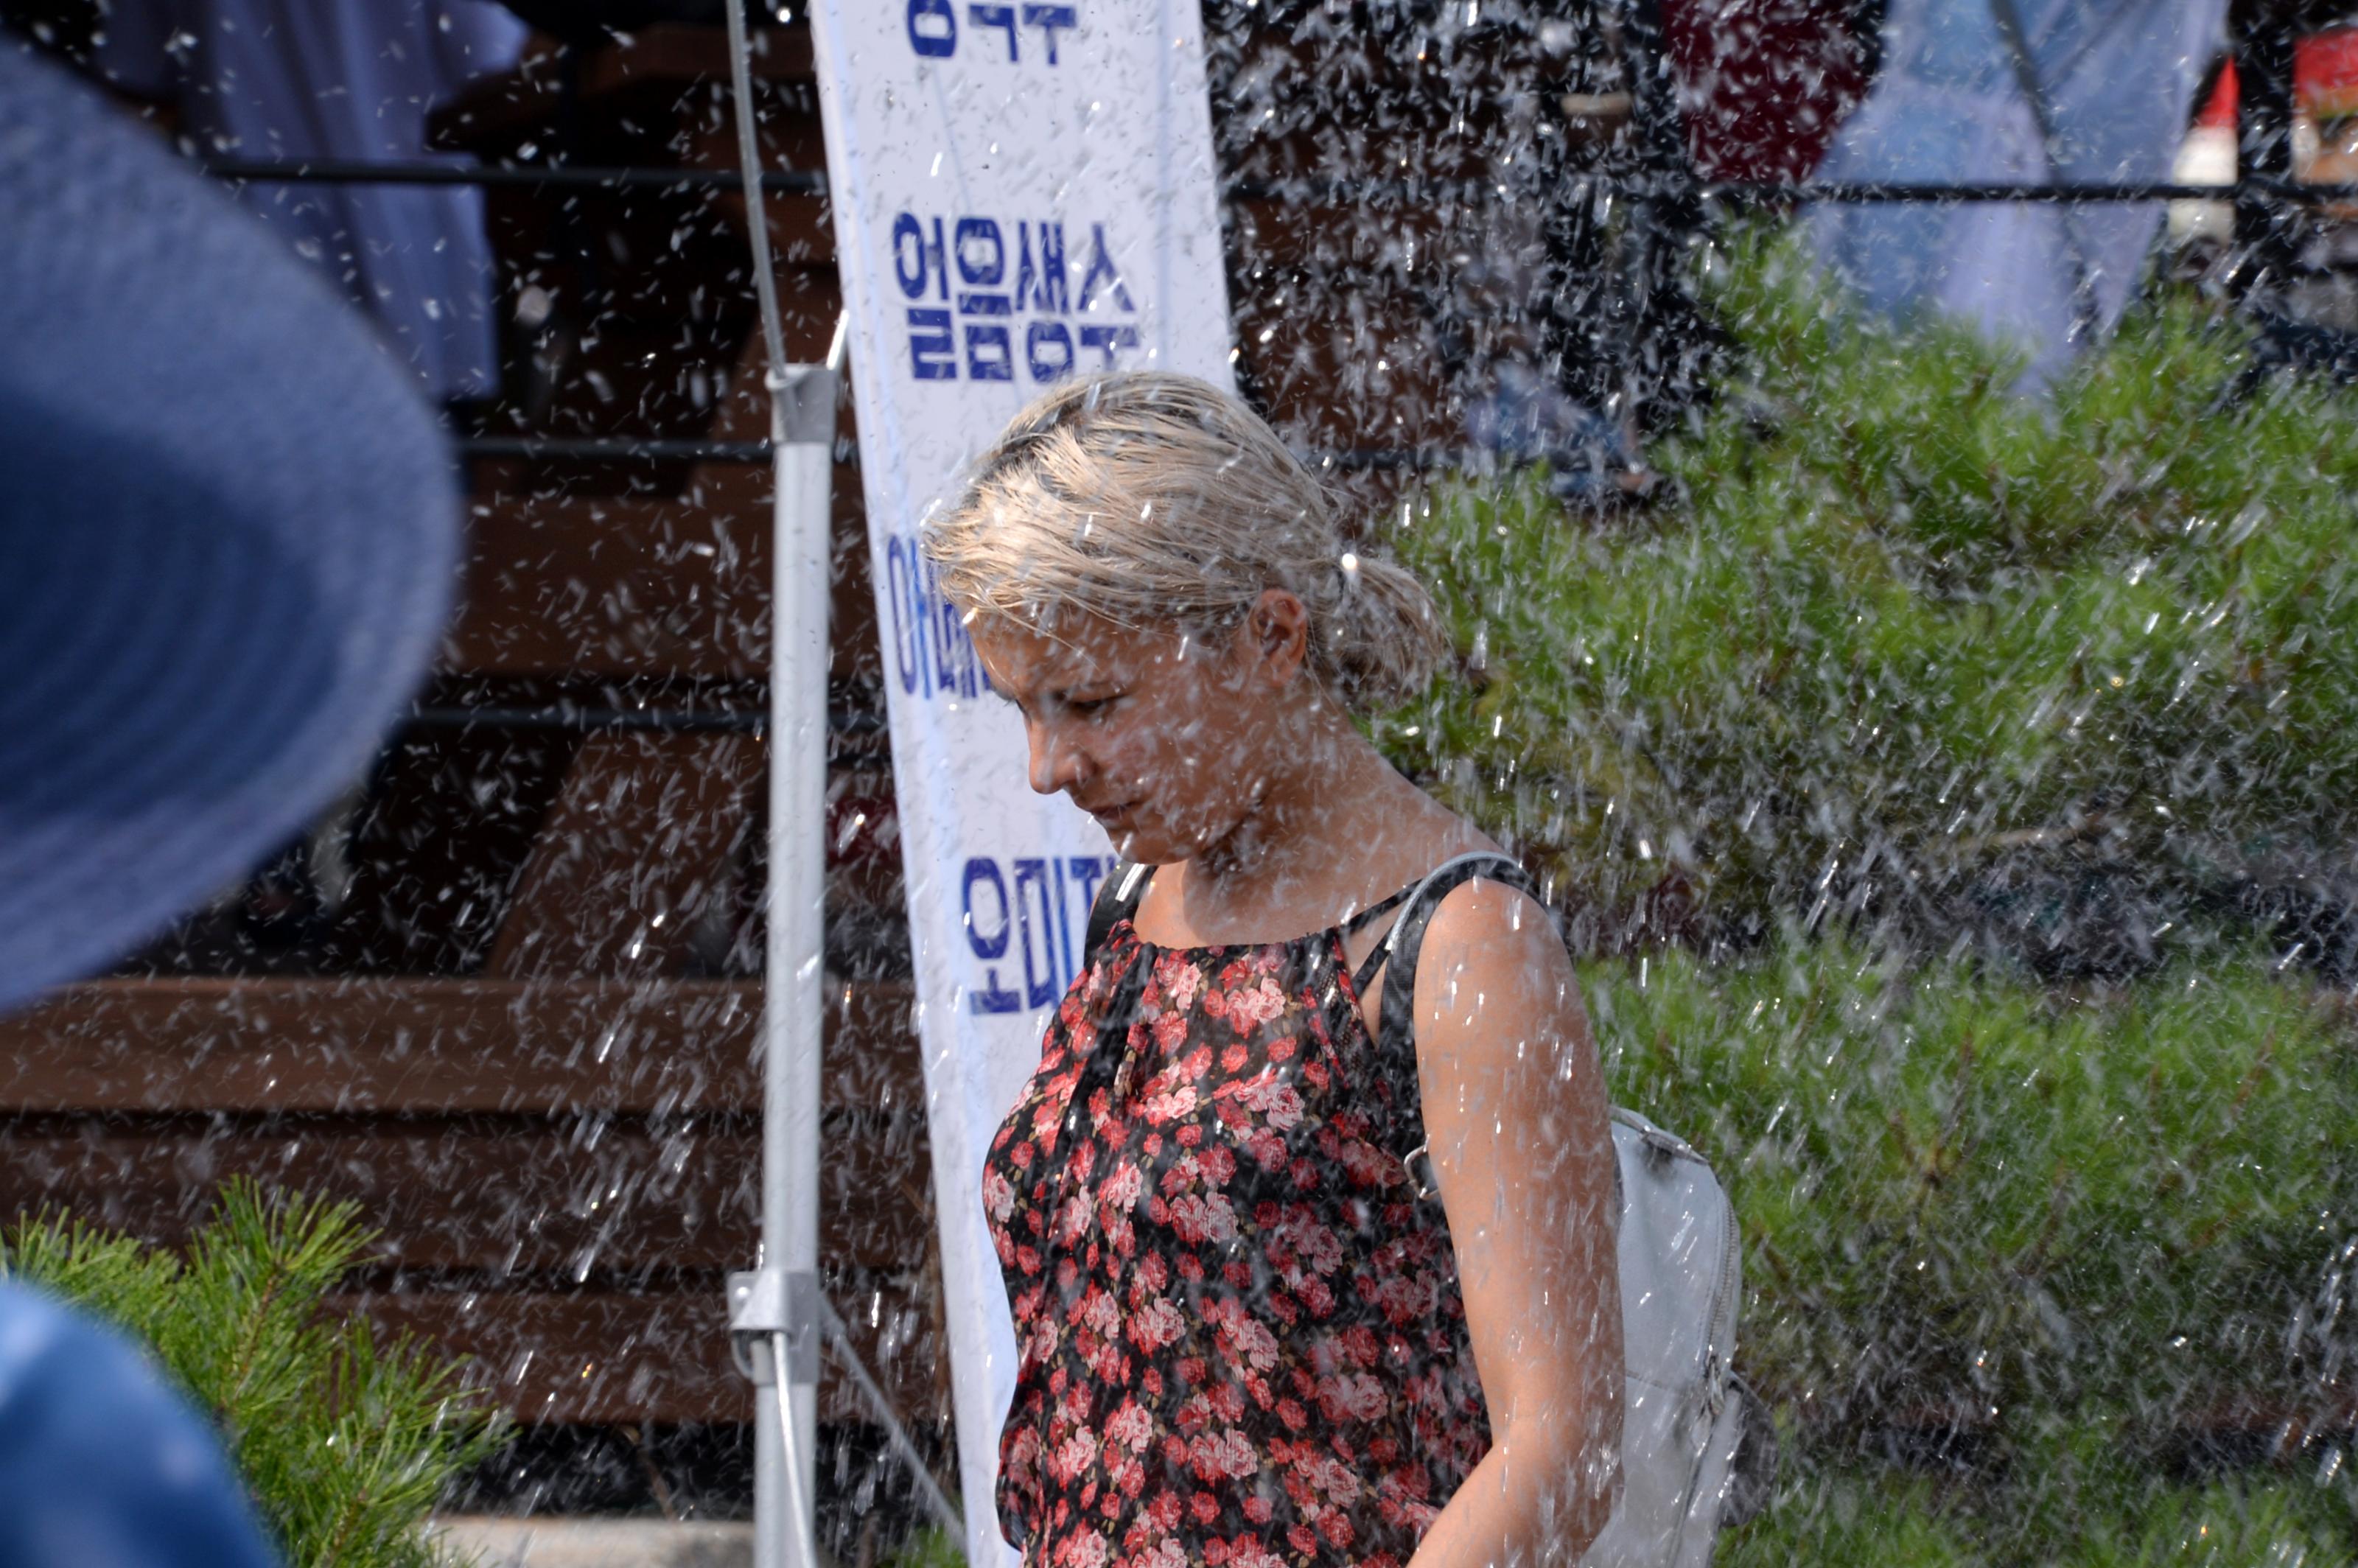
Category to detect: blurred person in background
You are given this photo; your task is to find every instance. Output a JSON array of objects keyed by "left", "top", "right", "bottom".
[
  {"left": 1201, "top": 0, "right": 1875, "bottom": 500},
  {"left": 91, "top": 0, "right": 528, "bottom": 404}
]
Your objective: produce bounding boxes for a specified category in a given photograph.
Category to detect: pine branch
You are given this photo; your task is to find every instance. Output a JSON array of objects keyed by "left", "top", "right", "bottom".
[{"left": 1, "top": 1183, "right": 506, "bottom": 1568}]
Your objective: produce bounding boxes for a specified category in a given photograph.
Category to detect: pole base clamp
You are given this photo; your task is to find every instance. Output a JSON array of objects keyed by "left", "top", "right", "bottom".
[{"left": 728, "top": 1267, "right": 820, "bottom": 1387}]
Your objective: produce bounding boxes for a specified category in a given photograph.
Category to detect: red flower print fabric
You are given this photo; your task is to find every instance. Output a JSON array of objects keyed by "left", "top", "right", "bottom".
[{"left": 984, "top": 920, "right": 1491, "bottom": 1568}]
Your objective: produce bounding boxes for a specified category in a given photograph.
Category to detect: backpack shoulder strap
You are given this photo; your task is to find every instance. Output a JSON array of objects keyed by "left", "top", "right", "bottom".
[
  {"left": 1082, "top": 860, "right": 1154, "bottom": 972},
  {"left": 1360, "top": 851, "right": 1544, "bottom": 1071}
]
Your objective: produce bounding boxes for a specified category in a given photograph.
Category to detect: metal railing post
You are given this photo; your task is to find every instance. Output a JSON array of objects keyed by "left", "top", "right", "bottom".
[{"left": 2232, "top": 0, "right": 2302, "bottom": 298}]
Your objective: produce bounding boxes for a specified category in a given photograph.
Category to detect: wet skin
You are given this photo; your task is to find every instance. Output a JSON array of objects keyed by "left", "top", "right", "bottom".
[{"left": 972, "top": 589, "right": 1626, "bottom": 1568}]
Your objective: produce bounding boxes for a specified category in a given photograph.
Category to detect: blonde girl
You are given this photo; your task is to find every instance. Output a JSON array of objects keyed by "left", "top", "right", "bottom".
[{"left": 930, "top": 372, "right": 1621, "bottom": 1568}]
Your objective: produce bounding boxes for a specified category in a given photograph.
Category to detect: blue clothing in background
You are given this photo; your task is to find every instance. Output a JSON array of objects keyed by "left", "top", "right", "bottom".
[
  {"left": 94, "top": 0, "right": 528, "bottom": 400},
  {"left": 1810, "top": 0, "right": 2225, "bottom": 391},
  {"left": 0, "top": 1286, "right": 277, "bottom": 1568}
]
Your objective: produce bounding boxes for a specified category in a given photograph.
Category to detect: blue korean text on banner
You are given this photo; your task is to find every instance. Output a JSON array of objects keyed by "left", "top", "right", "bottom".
[{"left": 807, "top": 5, "right": 1234, "bottom": 1561}]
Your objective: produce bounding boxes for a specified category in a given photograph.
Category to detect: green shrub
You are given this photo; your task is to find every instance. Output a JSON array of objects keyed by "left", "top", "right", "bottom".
[
  {"left": 1589, "top": 942, "right": 2358, "bottom": 1443},
  {"left": 1721, "top": 1461, "right": 2357, "bottom": 1568},
  {"left": 0, "top": 1180, "right": 505, "bottom": 1568},
  {"left": 886, "top": 1525, "right": 969, "bottom": 1568},
  {"left": 1358, "top": 222, "right": 2358, "bottom": 1558},
  {"left": 1718, "top": 1467, "right": 1981, "bottom": 1568},
  {"left": 2067, "top": 1477, "right": 2355, "bottom": 1567},
  {"left": 1382, "top": 231, "right": 2358, "bottom": 960},
  {"left": 1586, "top": 941, "right": 2358, "bottom": 1561}
]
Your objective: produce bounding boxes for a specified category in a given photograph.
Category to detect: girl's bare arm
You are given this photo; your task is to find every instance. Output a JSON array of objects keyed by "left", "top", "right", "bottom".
[{"left": 1403, "top": 881, "right": 1623, "bottom": 1568}]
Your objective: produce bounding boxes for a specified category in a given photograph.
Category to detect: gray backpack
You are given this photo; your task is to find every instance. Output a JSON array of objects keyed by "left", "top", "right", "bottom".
[{"left": 1087, "top": 853, "right": 1770, "bottom": 1566}]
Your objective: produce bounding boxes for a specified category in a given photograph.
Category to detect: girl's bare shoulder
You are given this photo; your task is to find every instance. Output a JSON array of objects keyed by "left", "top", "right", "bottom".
[{"left": 1350, "top": 767, "right": 1501, "bottom": 882}]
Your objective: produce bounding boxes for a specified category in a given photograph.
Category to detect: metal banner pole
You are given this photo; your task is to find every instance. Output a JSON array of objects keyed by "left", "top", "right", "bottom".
[
  {"left": 720, "top": 4, "right": 839, "bottom": 1566},
  {"left": 727, "top": 348, "right": 840, "bottom": 1568},
  {"left": 728, "top": 349, "right": 839, "bottom": 1568}
]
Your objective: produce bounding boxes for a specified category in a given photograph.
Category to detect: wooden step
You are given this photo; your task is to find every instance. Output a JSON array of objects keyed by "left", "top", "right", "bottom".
[
  {"left": 486, "top": 732, "right": 762, "bottom": 979},
  {"left": 0, "top": 977, "right": 923, "bottom": 1115},
  {"left": 0, "top": 977, "right": 944, "bottom": 1425},
  {"left": 0, "top": 1110, "right": 931, "bottom": 1274},
  {"left": 336, "top": 1269, "right": 945, "bottom": 1425},
  {"left": 445, "top": 479, "right": 872, "bottom": 680},
  {"left": 449, "top": 490, "right": 768, "bottom": 679}
]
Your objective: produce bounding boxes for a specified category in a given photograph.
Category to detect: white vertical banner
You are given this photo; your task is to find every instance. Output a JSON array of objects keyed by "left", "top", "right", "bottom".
[{"left": 807, "top": 6, "right": 1233, "bottom": 1564}]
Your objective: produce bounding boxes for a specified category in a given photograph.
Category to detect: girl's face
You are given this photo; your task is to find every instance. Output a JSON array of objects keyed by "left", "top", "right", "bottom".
[{"left": 970, "top": 595, "right": 1310, "bottom": 864}]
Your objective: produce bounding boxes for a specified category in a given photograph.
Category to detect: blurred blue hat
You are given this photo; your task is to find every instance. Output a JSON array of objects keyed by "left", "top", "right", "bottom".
[{"left": 0, "top": 43, "right": 459, "bottom": 1015}]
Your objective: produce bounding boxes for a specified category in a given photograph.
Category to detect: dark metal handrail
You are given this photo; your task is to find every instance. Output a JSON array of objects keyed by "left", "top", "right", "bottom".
[
  {"left": 403, "top": 704, "right": 885, "bottom": 735},
  {"left": 197, "top": 157, "right": 2358, "bottom": 207},
  {"left": 202, "top": 157, "right": 826, "bottom": 195},
  {"left": 452, "top": 435, "right": 1460, "bottom": 467},
  {"left": 459, "top": 437, "right": 783, "bottom": 464}
]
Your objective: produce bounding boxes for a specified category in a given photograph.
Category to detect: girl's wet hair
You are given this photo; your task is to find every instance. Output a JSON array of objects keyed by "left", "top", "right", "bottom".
[{"left": 923, "top": 371, "right": 1445, "bottom": 715}]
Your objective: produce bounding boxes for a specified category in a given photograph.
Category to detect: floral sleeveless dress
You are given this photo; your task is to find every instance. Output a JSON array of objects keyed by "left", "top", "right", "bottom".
[{"left": 982, "top": 901, "right": 1492, "bottom": 1568}]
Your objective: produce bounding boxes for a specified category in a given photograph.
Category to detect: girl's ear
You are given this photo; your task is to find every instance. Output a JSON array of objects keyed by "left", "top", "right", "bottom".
[{"left": 1243, "top": 588, "right": 1311, "bottom": 687}]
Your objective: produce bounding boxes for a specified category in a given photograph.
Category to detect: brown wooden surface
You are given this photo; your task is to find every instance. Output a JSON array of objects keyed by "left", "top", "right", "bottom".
[
  {"left": 0, "top": 976, "right": 940, "bottom": 1427},
  {"left": 0, "top": 977, "right": 920, "bottom": 1115},
  {"left": 489, "top": 732, "right": 762, "bottom": 978},
  {"left": 442, "top": 315, "right": 867, "bottom": 682},
  {"left": 346, "top": 1286, "right": 751, "bottom": 1425},
  {"left": 443, "top": 460, "right": 873, "bottom": 681},
  {"left": 332, "top": 1264, "right": 942, "bottom": 1425},
  {"left": 0, "top": 1112, "right": 930, "bottom": 1274},
  {"left": 447, "top": 490, "right": 773, "bottom": 679}
]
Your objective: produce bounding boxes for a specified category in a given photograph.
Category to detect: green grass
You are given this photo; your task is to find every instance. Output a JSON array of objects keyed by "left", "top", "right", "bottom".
[
  {"left": 0, "top": 1180, "right": 505, "bottom": 1568},
  {"left": 1380, "top": 231, "right": 2358, "bottom": 956}
]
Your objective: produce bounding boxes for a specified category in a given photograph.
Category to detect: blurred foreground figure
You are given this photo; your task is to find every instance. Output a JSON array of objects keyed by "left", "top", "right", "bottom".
[
  {"left": 0, "top": 1289, "right": 276, "bottom": 1567},
  {"left": 0, "top": 38, "right": 457, "bottom": 1565}
]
